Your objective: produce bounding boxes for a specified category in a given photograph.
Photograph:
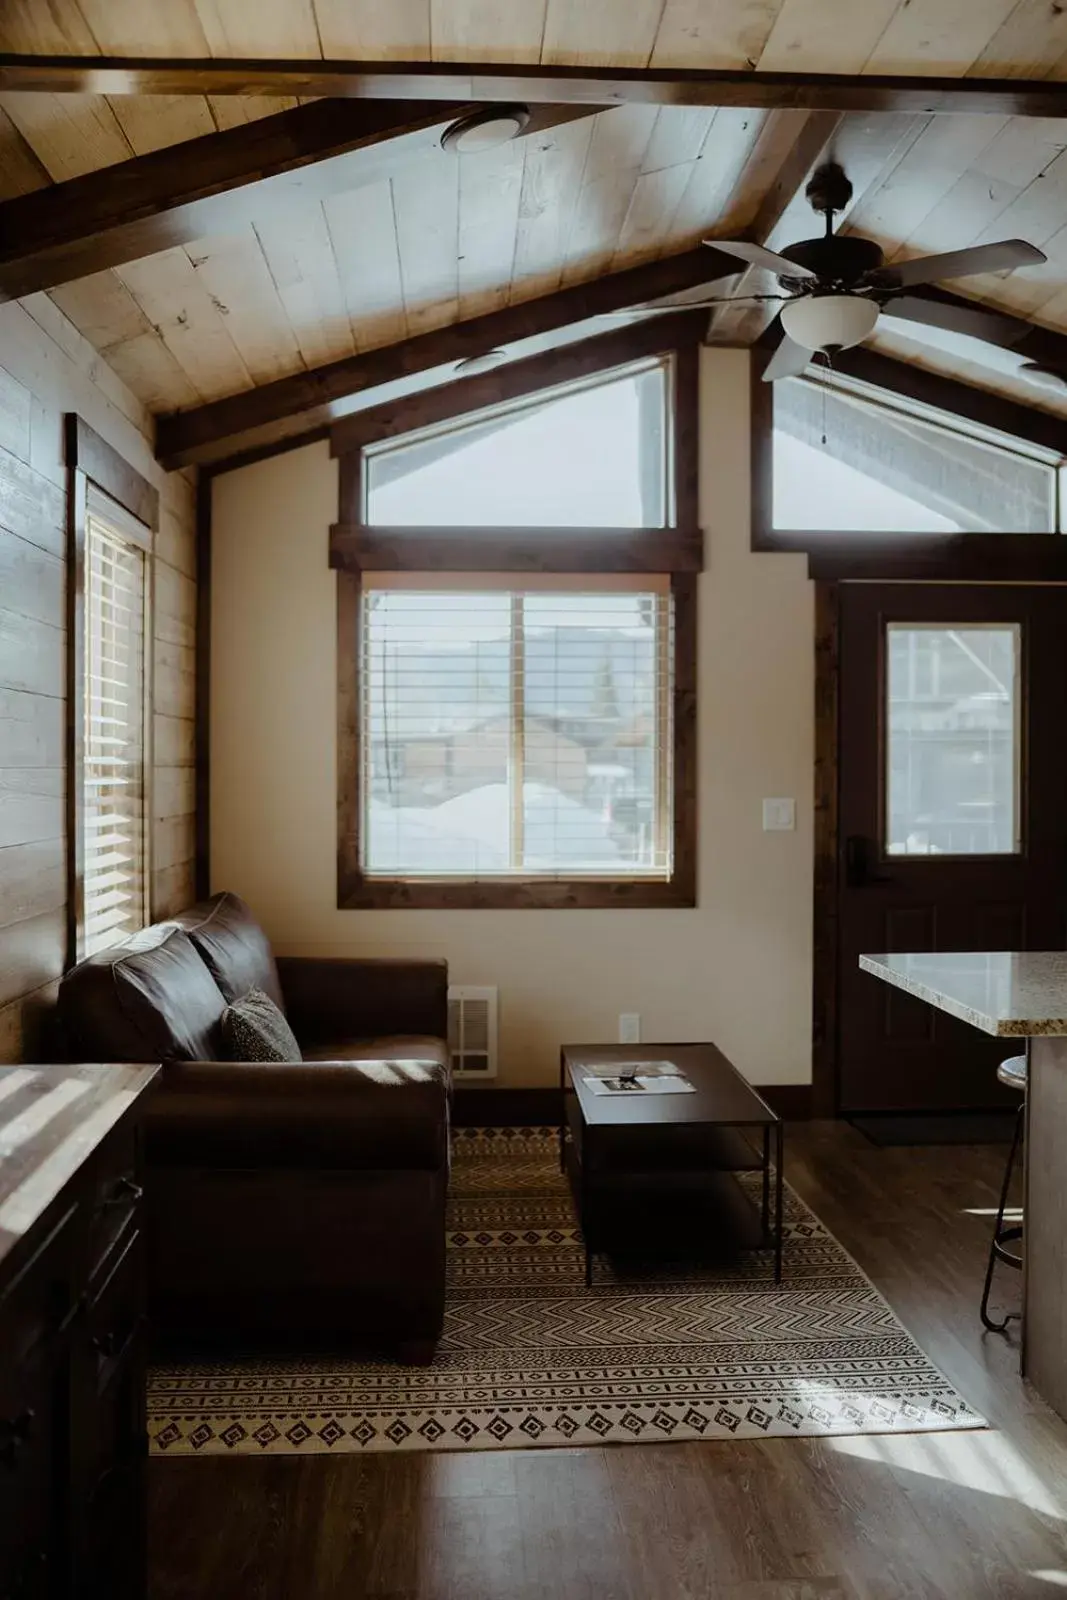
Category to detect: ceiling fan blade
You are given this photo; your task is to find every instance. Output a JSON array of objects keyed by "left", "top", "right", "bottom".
[
  {"left": 882, "top": 293, "right": 1029, "bottom": 348},
  {"left": 869, "top": 239, "right": 1047, "bottom": 290},
  {"left": 705, "top": 239, "right": 818, "bottom": 280},
  {"left": 762, "top": 334, "right": 813, "bottom": 382},
  {"left": 593, "top": 294, "right": 788, "bottom": 320}
]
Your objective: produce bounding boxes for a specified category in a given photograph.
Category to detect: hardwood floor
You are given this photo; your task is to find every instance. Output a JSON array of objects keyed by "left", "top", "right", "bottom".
[{"left": 148, "top": 1121, "right": 1067, "bottom": 1599}]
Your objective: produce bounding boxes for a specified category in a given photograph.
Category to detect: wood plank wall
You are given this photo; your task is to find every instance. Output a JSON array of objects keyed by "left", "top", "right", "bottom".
[{"left": 0, "top": 293, "right": 198, "bottom": 1064}]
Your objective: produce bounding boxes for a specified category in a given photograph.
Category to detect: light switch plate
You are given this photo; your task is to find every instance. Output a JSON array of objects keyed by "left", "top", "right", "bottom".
[
  {"left": 619, "top": 1013, "right": 641, "bottom": 1044},
  {"left": 763, "top": 798, "right": 796, "bottom": 832}
]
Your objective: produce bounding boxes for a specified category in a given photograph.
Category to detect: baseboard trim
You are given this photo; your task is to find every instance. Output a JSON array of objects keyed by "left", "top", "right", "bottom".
[{"left": 452, "top": 1083, "right": 813, "bottom": 1126}]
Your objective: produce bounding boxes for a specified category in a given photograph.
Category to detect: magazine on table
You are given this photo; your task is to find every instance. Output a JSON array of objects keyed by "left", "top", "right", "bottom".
[{"left": 582, "top": 1061, "right": 696, "bottom": 1095}]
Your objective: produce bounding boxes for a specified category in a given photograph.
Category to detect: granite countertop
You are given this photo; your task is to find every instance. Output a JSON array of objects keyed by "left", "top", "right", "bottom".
[
  {"left": 859, "top": 952, "right": 1067, "bottom": 1038},
  {"left": 0, "top": 1062, "right": 160, "bottom": 1271}
]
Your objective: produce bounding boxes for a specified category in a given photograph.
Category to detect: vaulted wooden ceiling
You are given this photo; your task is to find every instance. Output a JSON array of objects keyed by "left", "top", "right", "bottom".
[{"left": 5, "top": 0, "right": 1067, "bottom": 459}]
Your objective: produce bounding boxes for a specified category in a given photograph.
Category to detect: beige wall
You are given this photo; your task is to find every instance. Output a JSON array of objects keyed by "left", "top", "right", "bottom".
[
  {"left": 0, "top": 294, "right": 198, "bottom": 1064},
  {"left": 210, "top": 349, "right": 815, "bottom": 1087}
]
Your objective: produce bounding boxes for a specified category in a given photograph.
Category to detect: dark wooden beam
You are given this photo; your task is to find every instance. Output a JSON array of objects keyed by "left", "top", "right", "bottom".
[
  {"left": 156, "top": 251, "right": 739, "bottom": 469},
  {"left": 805, "top": 533, "right": 1067, "bottom": 581},
  {"left": 833, "top": 345, "right": 1067, "bottom": 456},
  {"left": 330, "top": 310, "right": 706, "bottom": 456},
  {"left": 892, "top": 285, "right": 1067, "bottom": 382},
  {"left": 329, "top": 526, "right": 703, "bottom": 574},
  {"left": 5, "top": 56, "right": 1067, "bottom": 117},
  {"left": 0, "top": 98, "right": 595, "bottom": 301}
]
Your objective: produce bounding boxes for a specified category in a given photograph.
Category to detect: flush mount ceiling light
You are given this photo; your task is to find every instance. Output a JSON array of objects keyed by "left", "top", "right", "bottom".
[
  {"left": 1020, "top": 361, "right": 1067, "bottom": 394},
  {"left": 454, "top": 349, "right": 507, "bottom": 375},
  {"left": 441, "top": 105, "right": 530, "bottom": 154},
  {"left": 779, "top": 293, "right": 880, "bottom": 354}
]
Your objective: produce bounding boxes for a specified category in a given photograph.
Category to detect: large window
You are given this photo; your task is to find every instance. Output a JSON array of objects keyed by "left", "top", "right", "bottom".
[
  {"left": 770, "top": 374, "right": 1060, "bottom": 534},
  {"left": 335, "top": 325, "right": 700, "bottom": 910},
  {"left": 80, "top": 491, "right": 151, "bottom": 956},
  {"left": 361, "top": 579, "right": 672, "bottom": 880}
]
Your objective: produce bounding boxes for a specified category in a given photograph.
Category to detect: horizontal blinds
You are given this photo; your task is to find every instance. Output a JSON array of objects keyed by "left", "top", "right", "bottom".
[
  {"left": 84, "top": 516, "right": 147, "bottom": 955},
  {"left": 360, "top": 586, "right": 673, "bottom": 882}
]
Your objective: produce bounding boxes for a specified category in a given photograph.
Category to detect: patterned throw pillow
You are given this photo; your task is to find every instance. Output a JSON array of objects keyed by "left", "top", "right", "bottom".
[{"left": 221, "top": 987, "right": 303, "bottom": 1063}]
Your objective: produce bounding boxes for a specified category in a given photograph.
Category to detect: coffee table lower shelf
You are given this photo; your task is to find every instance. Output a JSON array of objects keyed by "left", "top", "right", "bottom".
[{"left": 562, "top": 1137, "right": 784, "bottom": 1287}]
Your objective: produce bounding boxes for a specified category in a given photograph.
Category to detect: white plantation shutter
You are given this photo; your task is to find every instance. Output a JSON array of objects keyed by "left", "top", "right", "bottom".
[
  {"left": 83, "top": 505, "right": 150, "bottom": 955},
  {"left": 360, "top": 575, "right": 673, "bottom": 881}
]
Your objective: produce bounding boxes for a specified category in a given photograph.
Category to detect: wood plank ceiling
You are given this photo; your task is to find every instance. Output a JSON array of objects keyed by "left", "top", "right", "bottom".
[{"left": 6, "top": 0, "right": 1067, "bottom": 425}]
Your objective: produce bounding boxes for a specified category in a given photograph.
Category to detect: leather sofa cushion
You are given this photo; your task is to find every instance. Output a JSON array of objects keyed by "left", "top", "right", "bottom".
[
  {"left": 177, "top": 891, "right": 285, "bottom": 1009},
  {"left": 59, "top": 925, "right": 227, "bottom": 1062},
  {"left": 148, "top": 1057, "right": 450, "bottom": 1170},
  {"left": 301, "top": 1035, "right": 450, "bottom": 1073}
]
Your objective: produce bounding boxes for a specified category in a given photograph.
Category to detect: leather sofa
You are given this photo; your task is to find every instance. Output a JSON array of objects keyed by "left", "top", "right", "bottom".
[{"left": 57, "top": 892, "right": 450, "bottom": 1363}]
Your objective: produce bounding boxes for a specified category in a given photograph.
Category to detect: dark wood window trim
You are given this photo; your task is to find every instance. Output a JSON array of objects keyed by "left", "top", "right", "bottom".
[
  {"left": 64, "top": 415, "right": 158, "bottom": 967},
  {"left": 334, "top": 325, "right": 701, "bottom": 911},
  {"left": 750, "top": 346, "right": 1067, "bottom": 577},
  {"left": 65, "top": 414, "right": 160, "bottom": 531}
]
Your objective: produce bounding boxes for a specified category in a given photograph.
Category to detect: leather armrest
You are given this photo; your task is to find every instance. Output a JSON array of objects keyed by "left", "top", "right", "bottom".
[
  {"left": 146, "top": 1057, "right": 449, "bottom": 1170},
  {"left": 276, "top": 957, "right": 448, "bottom": 1047}
]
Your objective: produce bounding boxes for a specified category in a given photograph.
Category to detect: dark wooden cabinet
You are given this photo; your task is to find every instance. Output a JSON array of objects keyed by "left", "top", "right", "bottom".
[{"left": 0, "top": 1065, "right": 159, "bottom": 1600}]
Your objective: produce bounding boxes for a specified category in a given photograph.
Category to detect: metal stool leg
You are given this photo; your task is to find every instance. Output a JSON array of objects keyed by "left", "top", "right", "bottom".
[{"left": 980, "top": 1101, "right": 1024, "bottom": 1334}]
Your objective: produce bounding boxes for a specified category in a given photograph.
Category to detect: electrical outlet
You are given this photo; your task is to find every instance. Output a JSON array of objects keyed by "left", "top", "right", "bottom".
[{"left": 619, "top": 1013, "right": 641, "bottom": 1044}]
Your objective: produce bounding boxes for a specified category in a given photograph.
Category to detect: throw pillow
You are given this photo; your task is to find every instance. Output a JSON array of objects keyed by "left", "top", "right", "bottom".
[{"left": 221, "top": 987, "right": 303, "bottom": 1063}]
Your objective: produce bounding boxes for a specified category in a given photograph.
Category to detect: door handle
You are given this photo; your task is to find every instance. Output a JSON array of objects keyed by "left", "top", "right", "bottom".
[{"left": 845, "top": 835, "right": 892, "bottom": 888}]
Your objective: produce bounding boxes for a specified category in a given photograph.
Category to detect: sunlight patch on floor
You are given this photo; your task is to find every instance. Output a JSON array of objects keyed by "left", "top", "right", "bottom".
[
  {"left": 963, "top": 1206, "right": 1023, "bottom": 1220},
  {"left": 1031, "top": 1572, "right": 1067, "bottom": 1588},
  {"left": 829, "top": 1430, "right": 1063, "bottom": 1520}
]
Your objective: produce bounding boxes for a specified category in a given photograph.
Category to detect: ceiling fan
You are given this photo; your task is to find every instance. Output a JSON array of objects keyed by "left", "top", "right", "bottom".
[{"left": 618, "top": 162, "right": 1047, "bottom": 382}]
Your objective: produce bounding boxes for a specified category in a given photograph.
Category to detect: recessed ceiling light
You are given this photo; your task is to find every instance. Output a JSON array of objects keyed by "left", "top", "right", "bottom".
[
  {"left": 454, "top": 350, "right": 507, "bottom": 375},
  {"left": 1020, "top": 362, "right": 1067, "bottom": 394},
  {"left": 441, "top": 105, "right": 530, "bottom": 155}
]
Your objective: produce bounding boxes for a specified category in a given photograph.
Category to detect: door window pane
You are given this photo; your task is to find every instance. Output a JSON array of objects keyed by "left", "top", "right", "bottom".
[{"left": 885, "top": 625, "right": 1020, "bottom": 856}]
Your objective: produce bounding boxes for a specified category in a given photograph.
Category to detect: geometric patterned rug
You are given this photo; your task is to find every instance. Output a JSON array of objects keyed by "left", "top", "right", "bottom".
[{"left": 147, "top": 1128, "right": 984, "bottom": 1456}]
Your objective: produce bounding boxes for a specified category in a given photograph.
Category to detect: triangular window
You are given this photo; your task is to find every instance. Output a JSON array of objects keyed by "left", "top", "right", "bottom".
[{"left": 364, "top": 357, "right": 671, "bottom": 528}]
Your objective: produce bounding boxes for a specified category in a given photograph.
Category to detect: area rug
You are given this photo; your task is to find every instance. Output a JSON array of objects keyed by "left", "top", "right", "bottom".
[{"left": 147, "top": 1127, "right": 983, "bottom": 1456}]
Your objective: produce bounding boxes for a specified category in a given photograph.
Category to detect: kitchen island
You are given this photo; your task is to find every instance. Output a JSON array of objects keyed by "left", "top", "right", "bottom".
[{"left": 860, "top": 951, "right": 1067, "bottom": 1420}]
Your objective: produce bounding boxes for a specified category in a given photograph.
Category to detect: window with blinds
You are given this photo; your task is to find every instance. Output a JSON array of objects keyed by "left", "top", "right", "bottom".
[
  {"left": 360, "top": 577, "right": 673, "bottom": 881},
  {"left": 82, "top": 500, "right": 150, "bottom": 956}
]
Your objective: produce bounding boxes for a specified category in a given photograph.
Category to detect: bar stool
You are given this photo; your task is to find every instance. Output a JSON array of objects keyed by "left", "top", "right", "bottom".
[{"left": 979, "top": 1053, "right": 1026, "bottom": 1333}]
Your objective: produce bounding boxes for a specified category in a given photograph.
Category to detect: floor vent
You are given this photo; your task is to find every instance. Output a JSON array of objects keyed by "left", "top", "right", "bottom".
[{"left": 448, "top": 986, "right": 498, "bottom": 1080}]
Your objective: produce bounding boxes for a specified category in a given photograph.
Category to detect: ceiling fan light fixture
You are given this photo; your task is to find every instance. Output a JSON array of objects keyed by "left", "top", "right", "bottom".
[
  {"left": 779, "top": 293, "right": 880, "bottom": 354},
  {"left": 441, "top": 105, "right": 530, "bottom": 154},
  {"left": 1020, "top": 362, "right": 1067, "bottom": 394},
  {"left": 454, "top": 349, "right": 507, "bottom": 375}
]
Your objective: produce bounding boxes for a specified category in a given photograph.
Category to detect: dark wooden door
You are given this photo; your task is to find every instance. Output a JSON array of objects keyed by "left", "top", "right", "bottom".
[{"left": 837, "top": 584, "right": 1067, "bottom": 1113}]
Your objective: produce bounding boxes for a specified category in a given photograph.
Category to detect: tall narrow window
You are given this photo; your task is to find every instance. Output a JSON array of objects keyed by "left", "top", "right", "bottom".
[{"left": 81, "top": 493, "right": 151, "bottom": 955}]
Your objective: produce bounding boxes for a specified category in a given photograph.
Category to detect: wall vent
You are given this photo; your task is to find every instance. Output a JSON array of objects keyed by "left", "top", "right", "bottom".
[{"left": 448, "top": 986, "right": 498, "bottom": 1080}]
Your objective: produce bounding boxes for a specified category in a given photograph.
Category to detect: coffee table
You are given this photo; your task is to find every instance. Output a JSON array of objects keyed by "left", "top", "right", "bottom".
[{"left": 559, "top": 1043, "right": 784, "bottom": 1287}]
